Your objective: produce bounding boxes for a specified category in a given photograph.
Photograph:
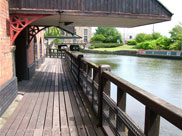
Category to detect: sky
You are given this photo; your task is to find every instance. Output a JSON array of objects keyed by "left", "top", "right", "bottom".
[{"left": 92, "top": 0, "right": 181, "bottom": 37}]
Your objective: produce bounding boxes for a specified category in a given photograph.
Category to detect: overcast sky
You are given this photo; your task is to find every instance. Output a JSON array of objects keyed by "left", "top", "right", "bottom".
[{"left": 92, "top": 0, "right": 181, "bottom": 37}]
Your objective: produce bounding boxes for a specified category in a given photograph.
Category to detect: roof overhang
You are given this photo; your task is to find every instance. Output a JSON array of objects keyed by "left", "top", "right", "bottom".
[{"left": 10, "top": 9, "right": 172, "bottom": 28}]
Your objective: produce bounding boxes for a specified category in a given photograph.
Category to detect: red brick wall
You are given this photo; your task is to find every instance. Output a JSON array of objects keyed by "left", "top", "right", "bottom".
[
  {"left": 27, "top": 29, "right": 45, "bottom": 66},
  {"left": 28, "top": 41, "right": 34, "bottom": 66},
  {"left": 0, "top": 0, "right": 13, "bottom": 87}
]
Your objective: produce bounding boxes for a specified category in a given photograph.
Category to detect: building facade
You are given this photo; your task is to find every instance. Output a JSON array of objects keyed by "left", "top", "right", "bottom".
[
  {"left": 63, "top": 27, "right": 92, "bottom": 43},
  {"left": 0, "top": 0, "right": 46, "bottom": 116}
]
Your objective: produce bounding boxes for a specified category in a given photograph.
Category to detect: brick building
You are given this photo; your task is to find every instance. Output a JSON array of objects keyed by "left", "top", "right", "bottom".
[{"left": 0, "top": 0, "right": 46, "bottom": 116}]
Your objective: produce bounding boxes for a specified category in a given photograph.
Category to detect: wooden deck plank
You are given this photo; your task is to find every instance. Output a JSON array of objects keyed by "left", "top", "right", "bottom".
[
  {"left": 53, "top": 59, "right": 60, "bottom": 131},
  {"left": 0, "top": 58, "right": 103, "bottom": 136},
  {"left": 61, "top": 65, "right": 79, "bottom": 136},
  {"left": 18, "top": 65, "right": 50, "bottom": 136},
  {"left": 58, "top": 60, "right": 70, "bottom": 136},
  {"left": 5, "top": 65, "right": 49, "bottom": 136},
  {"left": 34, "top": 61, "right": 54, "bottom": 136},
  {"left": 0, "top": 66, "right": 44, "bottom": 136},
  {"left": 63, "top": 60, "right": 105, "bottom": 136},
  {"left": 61, "top": 60, "right": 88, "bottom": 136},
  {"left": 22, "top": 65, "right": 51, "bottom": 136},
  {"left": 62, "top": 60, "right": 97, "bottom": 136},
  {"left": 35, "top": 63, "right": 53, "bottom": 131},
  {"left": 44, "top": 65, "right": 55, "bottom": 131}
]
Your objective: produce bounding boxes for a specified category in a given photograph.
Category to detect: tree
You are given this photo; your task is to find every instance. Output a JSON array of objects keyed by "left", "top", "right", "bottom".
[
  {"left": 92, "top": 27, "right": 122, "bottom": 43},
  {"left": 44, "top": 27, "right": 63, "bottom": 37},
  {"left": 91, "top": 34, "right": 106, "bottom": 42},
  {"left": 169, "top": 24, "right": 182, "bottom": 50},
  {"left": 152, "top": 32, "right": 162, "bottom": 40},
  {"left": 135, "top": 33, "right": 153, "bottom": 43},
  {"left": 169, "top": 24, "right": 182, "bottom": 41}
]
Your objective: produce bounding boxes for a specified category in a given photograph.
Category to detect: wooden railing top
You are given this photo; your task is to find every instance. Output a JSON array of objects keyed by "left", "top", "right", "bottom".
[{"left": 102, "top": 71, "right": 182, "bottom": 130}]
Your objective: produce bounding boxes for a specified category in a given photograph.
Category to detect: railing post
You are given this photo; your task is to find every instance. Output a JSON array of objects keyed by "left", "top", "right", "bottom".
[
  {"left": 116, "top": 87, "right": 126, "bottom": 133},
  {"left": 77, "top": 54, "right": 84, "bottom": 85},
  {"left": 144, "top": 107, "right": 160, "bottom": 136},
  {"left": 98, "top": 65, "right": 111, "bottom": 127}
]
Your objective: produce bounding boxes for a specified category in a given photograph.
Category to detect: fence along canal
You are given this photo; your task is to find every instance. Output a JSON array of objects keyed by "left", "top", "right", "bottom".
[{"left": 46, "top": 49, "right": 182, "bottom": 136}]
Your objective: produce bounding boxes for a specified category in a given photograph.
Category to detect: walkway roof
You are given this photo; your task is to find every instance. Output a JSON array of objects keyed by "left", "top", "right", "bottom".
[{"left": 9, "top": 0, "right": 173, "bottom": 27}]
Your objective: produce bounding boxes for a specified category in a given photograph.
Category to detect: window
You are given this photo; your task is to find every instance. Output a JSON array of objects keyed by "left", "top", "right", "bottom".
[
  {"left": 84, "top": 29, "right": 88, "bottom": 36},
  {"left": 84, "top": 36, "right": 88, "bottom": 43}
]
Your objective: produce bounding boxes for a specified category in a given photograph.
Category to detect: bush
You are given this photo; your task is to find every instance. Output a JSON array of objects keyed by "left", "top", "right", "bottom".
[
  {"left": 169, "top": 41, "right": 182, "bottom": 50},
  {"left": 136, "top": 40, "right": 157, "bottom": 50},
  {"left": 152, "top": 32, "right": 162, "bottom": 40},
  {"left": 127, "top": 40, "right": 137, "bottom": 45},
  {"left": 92, "top": 27, "right": 123, "bottom": 43},
  {"left": 91, "top": 34, "right": 106, "bottom": 42},
  {"left": 135, "top": 33, "right": 152, "bottom": 43},
  {"left": 89, "top": 43, "right": 122, "bottom": 49},
  {"left": 156, "top": 36, "right": 172, "bottom": 50}
]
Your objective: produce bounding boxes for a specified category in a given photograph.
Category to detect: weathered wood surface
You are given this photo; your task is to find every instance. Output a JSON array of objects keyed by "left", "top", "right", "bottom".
[
  {"left": 9, "top": 0, "right": 172, "bottom": 18},
  {"left": 0, "top": 58, "right": 104, "bottom": 136}
]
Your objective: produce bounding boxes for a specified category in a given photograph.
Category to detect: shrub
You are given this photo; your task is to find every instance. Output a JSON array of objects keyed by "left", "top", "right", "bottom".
[
  {"left": 156, "top": 36, "right": 172, "bottom": 50},
  {"left": 169, "top": 41, "right": 182, "bottom": 50},
  {"left": 135, "top": 33, "right": 146, "bottom": 43},
  {"left": 136, "top": 40, "right": 157, "bottom": 50},
  {"left": 91, "top": 34, "right": 106, "bottom": 42},
  {"left": 152, "top": 32, "right": 162, "bottom": 40},
  {"left": 135, "top": 33, "right": 152, "bottom": 43},
  {"left": 89, "top": 43, "right": 122, "bottom": 49},
  {"left": 94, "top": 27, "right": 123, "bottom": 43},
  {"left": 127, "top": 40, "right": 137, "bottom": 45}
]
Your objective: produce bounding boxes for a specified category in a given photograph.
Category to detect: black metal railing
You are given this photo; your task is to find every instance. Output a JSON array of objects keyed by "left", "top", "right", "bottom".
[
  {"left": 46, "top": 48, "right": 65, "bottom": 58},
  {"left": 65, "top": 50, "right": 182, "bottom": 136}
]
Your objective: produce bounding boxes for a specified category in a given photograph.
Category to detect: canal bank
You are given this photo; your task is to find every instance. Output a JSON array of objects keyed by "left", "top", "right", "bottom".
[
  {"left": 81, "top": 49, "right": 137, "bottom": 56},
  {"left": 82, "top": 49, "right": 182, "bottom": 60}
]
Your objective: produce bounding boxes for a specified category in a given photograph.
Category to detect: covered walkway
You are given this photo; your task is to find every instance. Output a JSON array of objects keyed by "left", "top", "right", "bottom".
[{"left": 0, "top": 58, "right": 104, "bottom": 136}]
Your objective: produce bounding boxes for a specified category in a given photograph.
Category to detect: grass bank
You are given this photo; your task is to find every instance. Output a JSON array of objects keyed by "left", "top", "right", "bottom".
[{"left": 91, "top": 45, "right": 137, "bottom": 51}]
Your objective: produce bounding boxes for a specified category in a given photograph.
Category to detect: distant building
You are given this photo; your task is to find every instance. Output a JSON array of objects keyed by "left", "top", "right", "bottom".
[{"left": 63, "top": 27, "right": 92, "bottom": 43}]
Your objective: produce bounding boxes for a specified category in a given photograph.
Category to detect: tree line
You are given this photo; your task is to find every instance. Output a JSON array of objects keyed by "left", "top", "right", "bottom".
[{"left": 91, "top": 24, "right": 182, "bottom": 50}]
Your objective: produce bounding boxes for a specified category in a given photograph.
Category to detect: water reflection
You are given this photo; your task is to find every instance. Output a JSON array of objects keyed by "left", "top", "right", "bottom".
[{"left": 84, "top": 53, "right": 182, "bottom": 136}]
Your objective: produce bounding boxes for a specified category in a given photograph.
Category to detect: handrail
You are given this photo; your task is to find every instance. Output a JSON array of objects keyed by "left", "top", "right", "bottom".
[
  {"left": 64, "top": 50, "right": 182, "bottom": 136},
  {"left": 103, "top": 71, "right": 182, "bottom": 130}
]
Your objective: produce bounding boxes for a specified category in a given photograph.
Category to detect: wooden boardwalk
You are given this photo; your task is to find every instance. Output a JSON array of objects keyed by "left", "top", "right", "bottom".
[{"left": 0, "top": 58, "right": 104, "bottom": 136}]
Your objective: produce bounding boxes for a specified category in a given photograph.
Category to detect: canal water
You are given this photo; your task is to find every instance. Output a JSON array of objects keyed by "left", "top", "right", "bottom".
[{"left": 84, "top": 53, "right": 182, "bottom": 136}]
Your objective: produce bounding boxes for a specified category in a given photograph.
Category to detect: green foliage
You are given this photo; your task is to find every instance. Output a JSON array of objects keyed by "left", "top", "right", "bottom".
[
  {"left": 136, "top": 40, "right": 157, "bottom": 50},
  {"left": 91, "top": 34, "right": 106, "bottom": 42},
  {"left": 136, "top": 36, "right": 172, "bottom": 50},
  {"left": 169, "top": 41, "right": 182, "bottom": 50},
  {"left": 92, "top": 27, "right": 123, "bottom": 43},
  {"left": 89, "top": 43, "right": 122, "bottom": 49},
  {"left": 135, "top": 33, "right": 152, "bottom": 43},
  {"left": 152, "top": 32, "right": 162, "bottom": 40},
  {"left": 169, "top": 24, "right": 182, "bottom": 41},
  {"left": 44, "top": 27, "right": 63, "bottom": 37},
  {"left": 156, "top": 36, "right": 172, "bottom": 50},
  {"left": 126, "top": 40, "right": 137, "bottom": 45}
]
